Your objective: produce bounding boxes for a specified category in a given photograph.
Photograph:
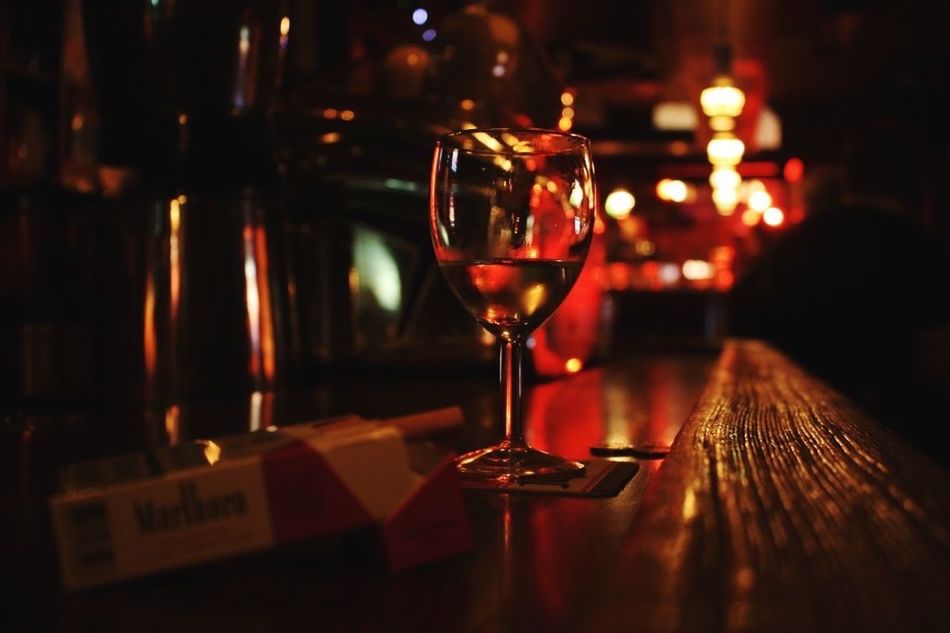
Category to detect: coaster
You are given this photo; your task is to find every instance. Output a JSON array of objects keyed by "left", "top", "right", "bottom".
[{"left": 461, "top": 459, "right": 638, "bottom": 497}]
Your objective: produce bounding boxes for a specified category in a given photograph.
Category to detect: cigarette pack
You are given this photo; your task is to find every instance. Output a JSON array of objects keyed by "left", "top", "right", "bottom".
[{"left": 50, "top": 415, "right": 472, "bottom": 591}]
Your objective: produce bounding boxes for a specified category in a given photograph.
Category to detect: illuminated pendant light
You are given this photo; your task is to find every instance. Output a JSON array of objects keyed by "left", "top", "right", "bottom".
[
  {"left": 701, "top": 76, "right": 746, "bottom": 118},
  {"left": 701, "top": 44, "right": 745, "bottom": 119},
  {"left": 707, "top": 132, "right": 744, "bottom": 166}
]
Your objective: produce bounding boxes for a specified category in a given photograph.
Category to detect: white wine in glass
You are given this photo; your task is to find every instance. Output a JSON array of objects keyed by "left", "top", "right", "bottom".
[{"left": 429, "top": 128, "right": 596, "bottom": 482}]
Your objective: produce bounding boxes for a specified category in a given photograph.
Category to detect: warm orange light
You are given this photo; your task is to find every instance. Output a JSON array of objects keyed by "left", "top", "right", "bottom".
[
  {"left": 320, "top": 132, "right": 341, "bottom": 144},
  {"left": 682, "top": 259, "right": 714, "bottom": 281},
  {"left": 557, "top": 116, "right": 573, "bottom": 132},
  {"left": 243, "top": 228, "right": 261, "bottom": 378},
  {"left": 652, "top": 101, "right": 699, "bottom": 131},
  {"left": 254, "top": 227, "right": 276, "bottom": 382},
  {"left": 715, "top": 270, "right": 735, "bottom": 289},
  {"left": 712, "top": 187, "right": 738, "bottom": 214},
  {"left": 564, "top": 358, "right": 583, "bottom": 374},
  {"left": 322, "top": 108, "right": 338, "bottom": 119},
  {"left": 460, "top": 98, "right": 475, "bottom": 111},
  {"left": 71, "top": 113, "right": 85, "bottom": 131},
  {"left": 560, "top": 91, "right": 574, "bottom": 107},
  {"left": 707, "top": 133, "right": 745, "bottom": 166},
  {"left": 604, "top": 189, "right": 635, "bottom": 219},
  {"left": 709, "top": 167, "right": 741, "bottom": 190},
  {"left": 763, "top": 206, "right": 785, "bottom": 227},
  {"left": 711, "top": 245, "right": 735, "bottom": 264},
  {"left": 708, "top": 115, "right": 735, "bottom": 132},
  {"left": 741, "top": 208, "right": 761, "bottom": 226},
  {"left": 164, "top": 405, "right": 181, "bottom": 445},
  {"left": 340, "top": 109, "right": 355, "bottom": 121},
  {"left": 656, "top": 179, "right": 688, "bottom": 203},
  {"left": 747, "top": 190, "right": 772, "bottom": 212},
  {"left": 700, "top": 77, "right": 746, "bottom": 118},
  {"left": 169, "top": 198, "right": 182, "bottom": 320},
  {"left": 202, "top": 440, "right": 222, "bottom": 465},
  {"left": 280, "top": 16, "right": 290, "bottom": 36},
  {"left": 561, "top": 106, "right": 575, "bottom": 119},
  {"left": 659, "top": 263, "right": 680, "bottom": 286},
  {"left": 143, "top": 274, "right": 157, "bottom": 383},
  {"left": 635, "top": 240, "right": 656, "bottom": 256}
]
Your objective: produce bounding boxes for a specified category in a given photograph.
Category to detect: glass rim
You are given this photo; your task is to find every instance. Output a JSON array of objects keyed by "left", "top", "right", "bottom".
[{"left": 435, "top": 127, "right": 591, "bottom": 156}]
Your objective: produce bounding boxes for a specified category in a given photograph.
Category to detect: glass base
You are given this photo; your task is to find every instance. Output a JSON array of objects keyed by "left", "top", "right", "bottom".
[{"left": 456, "top": 441, "right": 586, "bottom": 484}]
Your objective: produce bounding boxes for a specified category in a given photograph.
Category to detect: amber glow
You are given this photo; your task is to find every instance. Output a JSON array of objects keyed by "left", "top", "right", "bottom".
[
  {"left": 763, "top": 207, "right": 785, "bottom": 227},
  {"left": 473, "top": 131, "right": 505, "bottom": 153},
  {"left": 741, "top": 208, "right": 761, "bottom": 226},
  {"left": 322, "top": 108, "right": 338, "bottom": 119},
  {"left": 652, "top": 101, "right": 699, "bottom": 131},
  {"left": 320, "top": 132, "right": 341, "bottom": 144},
  {"left": 460, "top": 98, "right": 475, "bottom": 111},
  {"left": 243, "top": 227, "right": 261, "bottom": 378},
  {"left": 711, "top": 245, "right": 736, "bottom": 264},
  {"left": 557, "top": 116, "right": 573, "bottom": 132},
  {"left": 143, "top": 274, "right": 157, "bottom": 384},
  {"left": 242, "top": 222, "right": 276, "bottom": 384},
  {"left": 169, "top": 198, "right": 182, "bottom": 319},
  {"left": 280, "top": 16, "right": 290, "bottom": 36},
  {"left": 164, "top": 405, "right": 181, "bottom": 445},
  {"left": 604, "top": 189, "right": 635, "bottom": 219},
  {"left": 560, "top": 91, "right": 574, "bottom": 106},
  {"left": 708, "top": 115, "right": 735, "bottom": 132},
  {"left": 682, "top": 259, "right": 714, "bottom": 281},
  {"left": 707, "top": 133, "right": 745, "bottom": 166},
  {"left": 682, "top": 487, "right": 698, "bottom": 520},
  {"left": 656, "top": 179, "right": 688, "bottom": 203},
  {"left": 712, "top": 187, "right": 738, "bottom": 214},
  {"left": 564, "top": 357, "right": 583, "bottom": 374},
  {"left": 716, "top": 270, "right": 735, "bottom": 289},
  {"left": 635, "top": 240, "right": 656, "bottom": 256},
  {"left": 522, "top": 284, "right": 547, "bottom": 315},
  {"left": 202, "top": 440, "right": 222, "bottom": 465},
  {"left": 700, "top": 77, "right": 746, "bottom": 118},
  {"left": 256, "top": 227, "right": 276, "bottom": 383},
  {"left": 710, "top": 167, "right": 741, "bottom": 190},
  {"left": 340, "top": 109, "right": 355, "bottom": 121},
  {"left": 748, "top": 190, "right": 772, "bottom": 212}
]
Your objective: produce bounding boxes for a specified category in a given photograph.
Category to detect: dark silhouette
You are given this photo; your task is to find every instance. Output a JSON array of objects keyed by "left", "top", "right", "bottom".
[{"left": 730, "top": 121, "right": 950, "bottom": 464}]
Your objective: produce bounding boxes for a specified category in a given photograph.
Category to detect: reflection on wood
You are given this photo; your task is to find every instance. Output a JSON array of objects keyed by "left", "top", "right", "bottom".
[{"left": 595, "top": 340, "right": 950, "bottom": 633}]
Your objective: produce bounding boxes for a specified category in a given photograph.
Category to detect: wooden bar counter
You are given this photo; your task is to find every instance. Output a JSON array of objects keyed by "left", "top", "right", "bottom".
[{"left": 3, "top": 340, "right": 948, "bottom": 632}]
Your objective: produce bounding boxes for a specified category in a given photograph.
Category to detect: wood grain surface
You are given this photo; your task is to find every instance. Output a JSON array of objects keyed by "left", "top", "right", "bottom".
[
  {"left": 591, "top": 339, "right": 950, "bottom": 633},
  {"left": 5, "top": 341, "right": 949, "bottom": 632}
]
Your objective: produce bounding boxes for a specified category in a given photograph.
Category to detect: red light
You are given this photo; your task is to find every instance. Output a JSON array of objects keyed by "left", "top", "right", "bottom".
[
  {"left": 715, "top": 270, "right": 735, "bottom": 290},
  {"left": 784, "top": 158, "right": 804, "bottom": 183},
  {"left": 711, "top": 245, "right": 735, "bottom": 264}
]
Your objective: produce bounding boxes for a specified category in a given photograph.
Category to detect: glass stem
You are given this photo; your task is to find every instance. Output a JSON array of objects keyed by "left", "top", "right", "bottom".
[{"left": 501, "top": 338, "right": 526, "bottom": 449}]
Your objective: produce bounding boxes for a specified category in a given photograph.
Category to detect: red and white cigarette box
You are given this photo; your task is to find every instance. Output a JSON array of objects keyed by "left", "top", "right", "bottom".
[{"left": 50, "top": 416, "right": 472, "bottom": 591}]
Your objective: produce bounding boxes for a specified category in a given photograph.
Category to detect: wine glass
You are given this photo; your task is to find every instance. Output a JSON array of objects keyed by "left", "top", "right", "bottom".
[{"left": 429, "top": 128, "right": 596, "bottom": 482}]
